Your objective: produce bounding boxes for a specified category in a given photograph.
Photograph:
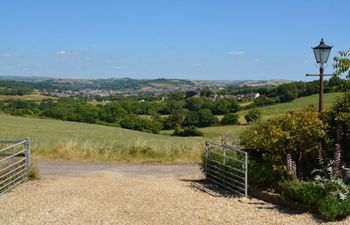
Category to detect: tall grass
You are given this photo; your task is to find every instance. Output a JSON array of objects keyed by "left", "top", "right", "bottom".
[{"left": 0, "top": 115, "right": 203, "bottom": 163}]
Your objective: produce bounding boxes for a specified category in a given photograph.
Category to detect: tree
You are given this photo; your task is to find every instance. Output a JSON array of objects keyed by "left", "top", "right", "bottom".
[
  {"left": 276, "top": 83, "right": 299, "bottom": 102},
  {"left": 334, "top": 51, "right": 350, "bottom": 78},
  {"left": 333, "top": 50, "right": 350, "bottom": 90},
  {"left": 197, "top": 109, "right": 218, "bottom": 127},
  {"left": 212, "top": 99, "right": 230, "bottom": 115},
  {"left": 245, "top": 109, "right": 262, "bottom": 124},
  {"left": 163, "top": 108, "right": 188, "bottom": 129},
  {"left": 172, "top": 126, "right": 203, "bottom": 137},
  {"left": 221, "top": 113, "right": 240, "bottom": 125},
  {"left": 99, "top": 102, "right": 127, "bottom": 123}
]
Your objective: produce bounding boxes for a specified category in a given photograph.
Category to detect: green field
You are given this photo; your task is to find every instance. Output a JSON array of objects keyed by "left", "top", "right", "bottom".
[
  {"left": 0, "top": 115, "right": 203, "bottom": 163},
  {"left": 238, "top": 92, "right": 344, "bottom": 121},
  {"left": 0, "top": 92, "right": 344, "bottom": 163}
]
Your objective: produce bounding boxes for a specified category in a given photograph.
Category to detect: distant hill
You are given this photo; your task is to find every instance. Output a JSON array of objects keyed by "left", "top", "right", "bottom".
[{"left": 0, "top": 75, "right": 292, "bottom": 92}]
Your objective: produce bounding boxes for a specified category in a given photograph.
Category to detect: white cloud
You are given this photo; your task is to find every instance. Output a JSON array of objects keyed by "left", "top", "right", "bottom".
[
  {"left": 15, "top": 64, "right": 29, "bottom": 70},
  {"left": 228, "top": 51, "right": 246, "bottom": 56},
  {"left": 1, "top": 53, "right": 12, "bottom": 58},
  {"left": 114, "top": 66, "right": 126, "bottom": 70},
  {"left": 249, "top": 58, "right": 261, "bottom": 64},
  {"left": 56, "top": 50, "right": 67, "bottom": 55},
  {"left": 55, "top": 49, "right": 88, "bottom": 56}
]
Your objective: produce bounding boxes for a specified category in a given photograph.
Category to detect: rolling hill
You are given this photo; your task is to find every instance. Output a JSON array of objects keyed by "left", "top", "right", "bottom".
[{"left": 0, "top": 115, "right": 203, "bottom": 163}]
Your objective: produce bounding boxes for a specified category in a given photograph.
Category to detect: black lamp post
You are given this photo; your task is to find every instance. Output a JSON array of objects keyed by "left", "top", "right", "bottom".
[{"left": 306, "top": 39, "right": 333, "bottom": 112}]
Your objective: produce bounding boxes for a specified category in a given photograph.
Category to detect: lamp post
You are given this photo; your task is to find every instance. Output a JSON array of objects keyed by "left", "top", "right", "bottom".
[{"left": 306, "top": 38, "right": 334, "bottom": 112}]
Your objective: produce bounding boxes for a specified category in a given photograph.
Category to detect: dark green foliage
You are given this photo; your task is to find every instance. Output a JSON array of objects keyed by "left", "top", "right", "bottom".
[
  {"left": 324, "top": 93, "right": 350, "bottom": 162},
  {"left": 221, "top": 113, "right": 240, "bottom": 125},
  {"left": 120, "top": 115, "right": 163, "bottom": 134},
  {"left": 172, "top": 126, "right": 203, "bottom": 137},
  {"left": 212, "top": 99, "right": 230, "bottom": 115},
  {"left": 42, "top": 99, "right": 98, "bottom": 123},
  {"left": 197, "top": 109, "right": 218, "bottom": 127},
  {"left": 280, "top": 180, "right": 326, "bottom": 206},
  {"left": 185, "top": 96, "right": 213, "bottom": 112},
  {"left": 98, "top": 102, "right": 127, "bottom": 123},
  {"left": 318, "top": 196, "right": 346, "bottom": 221},
  {"left": 0, "top": 81, "right": 33, "bottom": 95},
  {"left": 248, "top": 160, "right": 278, "bottom": 187},
  {"left": 276, "top": 83, "right": 299, "bottom": 102},
  {"left": 244, "top": 109, "right": 262, "bottom": 123},
  {"left": 243, "top": 108, "right": 326, "bottom": 180},
  {"left": 253, "top": 95, "right": 279, "bottom": 107},
  {"left": 280, "top": 180, "right": 350, "bottom": 221},
  {"left": 183, "top": 109, "right": 218, "bottom": 127}
]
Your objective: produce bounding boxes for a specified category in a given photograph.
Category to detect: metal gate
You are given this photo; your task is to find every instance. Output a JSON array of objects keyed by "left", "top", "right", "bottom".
[
  {"left": 0, "top": 138, "right": 31, "bottom": 196},
  {"left": 204, "top": 137, "right": 248, "bottom": 197}
]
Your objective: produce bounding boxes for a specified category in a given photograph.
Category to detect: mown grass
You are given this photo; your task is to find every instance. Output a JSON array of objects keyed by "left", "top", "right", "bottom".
[{"left": 0, "top": 115, "right": 203, "bottom": 163}]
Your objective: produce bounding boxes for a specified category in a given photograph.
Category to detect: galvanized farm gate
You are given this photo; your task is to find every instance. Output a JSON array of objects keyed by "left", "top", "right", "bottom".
[
  {"left": 0, "top": 138, "right": 31, "bottom": 196},
  {"left": 204, "top": 136, "right": 248, "bottom": 197}
]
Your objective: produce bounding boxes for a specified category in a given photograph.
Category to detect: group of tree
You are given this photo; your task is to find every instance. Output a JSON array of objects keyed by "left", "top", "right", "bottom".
[
  {"left": 0, "top": 81, "right": 33, "bottom": 95},
  {"left": 0, "top": 97, "right": 241, "bottom": 135}
]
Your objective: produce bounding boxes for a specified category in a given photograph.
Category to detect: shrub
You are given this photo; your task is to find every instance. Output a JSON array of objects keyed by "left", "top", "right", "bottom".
[
  {"left": 173, "top": 126, "right": 203, "bottom": 137},
  {"left": 243, "top": 108, "right": 327, "bottom": 180},
  {"left": 280, "top": 179, "right": 350, "bottom": 221},
  {"left": 324, "top": 93, "right": 350, "bottom": 162},
  {"left": 221, "top": 113, "right": 240, "bottom": 125},
  {"left": 248, "top": 160, "right": 278, "bottom": 188},
  {"left": 244, "top": 109, "right": 262, "bottom": 123},
  {"left": 280, "top": 180, "right": 326, "bottom": 206}
]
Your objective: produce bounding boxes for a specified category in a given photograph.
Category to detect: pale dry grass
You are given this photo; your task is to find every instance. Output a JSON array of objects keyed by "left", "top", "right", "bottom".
[
  {"left": 34, "top": 138, "right": 203, "bottom": 163},
  {"left": 0, "top": 115, "right": 203, "bottom": 163},
  {"left": 0, "top": 93, "right": 56, "bottom": 101}
]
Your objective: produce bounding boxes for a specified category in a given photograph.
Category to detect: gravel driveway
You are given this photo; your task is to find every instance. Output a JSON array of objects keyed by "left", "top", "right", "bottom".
[{"left": 0, "top": 161, "right": 344, "bottom": 224}]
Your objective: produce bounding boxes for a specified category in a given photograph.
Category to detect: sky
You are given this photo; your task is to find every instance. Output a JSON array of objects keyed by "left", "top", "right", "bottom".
[{"left": 0, "top": 0, "right": 349, "bottom": 81}]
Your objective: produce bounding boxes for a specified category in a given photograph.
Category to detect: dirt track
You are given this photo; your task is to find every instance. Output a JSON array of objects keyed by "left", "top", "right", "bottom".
[{"left": 0, "top": 161, "right": 342, "bottom": 225}]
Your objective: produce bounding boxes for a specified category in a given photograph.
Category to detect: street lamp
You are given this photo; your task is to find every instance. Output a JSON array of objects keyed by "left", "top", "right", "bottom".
[
  {"left": 312, "top": 38, "right": 333, "bottom": 65},
  {"left": 306, "top": 38, "right": 334, "bottom": 112}
]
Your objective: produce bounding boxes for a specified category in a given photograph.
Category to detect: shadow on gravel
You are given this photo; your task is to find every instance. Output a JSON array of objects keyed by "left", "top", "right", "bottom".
[
  {"left": 181, "top": 178, "right": 323, "bottom": 223},
  {"left": 181, "top": 178, "right": 240, "bottom": 198}
]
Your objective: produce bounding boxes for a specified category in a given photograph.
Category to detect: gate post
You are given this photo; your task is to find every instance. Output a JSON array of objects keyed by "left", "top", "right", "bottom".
[
  {"left": 205, "top": 141, "right": 209, "bottom": 176},
  {"left": 25, "top": 137, "right": 31, "bottom": 171},
  {"left": 245, "top": 151, "right": 248, "bottom": 197}
]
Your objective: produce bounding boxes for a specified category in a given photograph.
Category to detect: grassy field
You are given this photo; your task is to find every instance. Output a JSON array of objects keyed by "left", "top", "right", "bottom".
[
  {"left": 0, "top": 115, "right": 203, "bottom": 163},
  {"left": 238, "top": 92, "right": 344, "bottom": 121},
  {"left": 0, "top": 93, "right": 56, "bottom": 101},
  {"left": 162, "top": 93, "right": 344, "bottom": 140},
  {"left": 0, "top": 92, "right": 344, "bottom": 163}
]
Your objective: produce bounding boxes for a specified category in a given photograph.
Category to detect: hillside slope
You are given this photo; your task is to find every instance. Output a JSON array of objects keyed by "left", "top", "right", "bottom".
[
  {"left": 0, "top": 115, "right": 202, "bottom": 163},
  {"left": 238, "top": 92, "right": 344, "bottom": 118}
]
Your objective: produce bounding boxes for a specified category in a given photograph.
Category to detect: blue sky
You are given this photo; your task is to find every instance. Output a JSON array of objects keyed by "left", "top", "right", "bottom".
[{"left": 0, "top": 0, "right": 349, "bottom": 81}]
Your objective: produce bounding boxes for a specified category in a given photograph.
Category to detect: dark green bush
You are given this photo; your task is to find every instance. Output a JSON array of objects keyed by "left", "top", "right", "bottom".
[
  {"left": 248, "top": 160, "right": 278, "bottom": 188},
  {"left": 280, "top": 180, "right": 350, "bottom": 221},
  {"left": 173, "top": 126, "right": 203, "bottom": 137},
  {"left": 280, "top": 180, "right": 326, "bottom": 205},
  {"left": 221, "top": 113, "right": 240, "bottom": 125},
  {"left": 244, "top": 109, "right": 262, "bottom": 123},
  {"left": 318, "top": 195, "right": 345, "bottom": 221}
]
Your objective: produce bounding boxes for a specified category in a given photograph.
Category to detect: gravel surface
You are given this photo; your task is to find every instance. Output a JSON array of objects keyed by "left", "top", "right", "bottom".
[{"left": 0, "top": 163, "right": 347, "bottom": 224}]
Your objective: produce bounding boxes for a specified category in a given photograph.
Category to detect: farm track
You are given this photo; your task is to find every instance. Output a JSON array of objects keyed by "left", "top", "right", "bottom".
[{"left": 0, "top": 161, "right": 344, "bottom": 224}]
